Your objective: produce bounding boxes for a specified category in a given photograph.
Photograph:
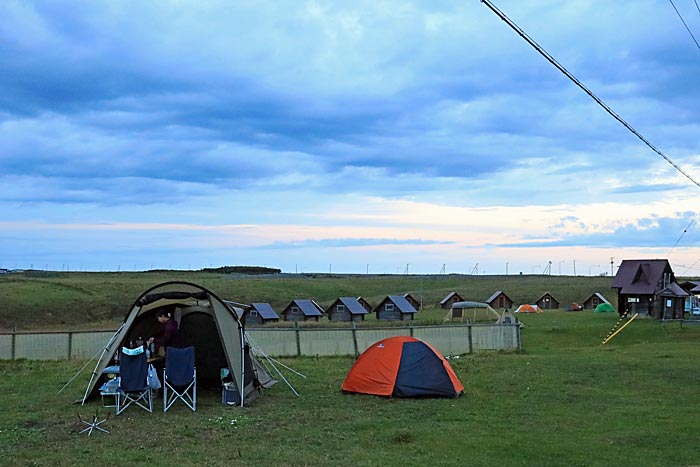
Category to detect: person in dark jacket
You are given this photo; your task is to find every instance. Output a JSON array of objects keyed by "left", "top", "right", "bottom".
[{"left": 148, "top": 310, "right": 178, "bottom": 352}]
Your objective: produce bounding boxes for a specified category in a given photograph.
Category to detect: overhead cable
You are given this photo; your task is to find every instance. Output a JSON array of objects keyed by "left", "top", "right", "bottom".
[
  {"left": 668, "top": 0, "right": 700, "bottom": 52},
  {"left": 480, "top": 0, "right": 700, "bottom": 191},
  {"left": 668, "top": 218, "right": 695, "bottom": 254}
]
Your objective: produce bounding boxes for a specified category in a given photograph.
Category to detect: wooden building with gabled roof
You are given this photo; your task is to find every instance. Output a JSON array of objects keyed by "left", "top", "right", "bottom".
[
  {"left": 403, "top": 293, "right": 420, "bottom": 311},
  {"left": 326, "top": 297, "right": 369, "bottom": 322},
  {"left": 536, "top": 292, "right": 560, "bottom": 310},
  {"left": 582, "top": 292, "right": 609, "bottom": 310},
  {"left": 611, "top": 259, "right": 687, "bottom": 319},
  {"left": 485, "top": 290, "right": 513, "bottom": 310},
  {"left": 374, "top": 295, "right": 417, "bottom": 321},
  {"left": 244, "top": 302, "right": 280, "bottom": 325},
  {"left": 439, "top": 292, "right": 464, "bottom": 309},
  {"left": 281, "top": 299, "right": 324, "bottom": 322}
]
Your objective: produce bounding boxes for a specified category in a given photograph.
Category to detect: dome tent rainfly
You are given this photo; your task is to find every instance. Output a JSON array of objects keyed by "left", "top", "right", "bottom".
[
  {"left": 82, "top": 281, "right": 275, "bottom": 406},
  {"left": 342, "top": 336, "right": 463, "bottom": 398},
  {"left": 594, "top": 303, "right": 616, "bottom": 313},
  {"left": 514, "top": 304, "right": 543, "bottom": 313}
]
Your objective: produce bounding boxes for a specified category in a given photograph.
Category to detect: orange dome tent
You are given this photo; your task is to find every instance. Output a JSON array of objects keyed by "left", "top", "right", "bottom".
[
  {"left": 514, "top": 304, "right": 543, "bottom": 313},
  {"left": 341, "top": 336, "right": 463, "bottom": 398}
]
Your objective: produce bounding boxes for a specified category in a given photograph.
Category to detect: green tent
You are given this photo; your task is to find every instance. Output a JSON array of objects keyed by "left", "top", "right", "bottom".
[{"left": 594, "top": 303, "right": 615, "bottom": 313}]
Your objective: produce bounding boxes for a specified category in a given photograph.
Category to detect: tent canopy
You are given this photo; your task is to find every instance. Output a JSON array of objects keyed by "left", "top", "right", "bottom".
[
  {"left": 445, "top": 301, "right": 501, "bottom": 323},
  {"left": 514, "top": 304, "right": 542, "bottom": 313},
  {"left": 82, "top": 281, "right": 274, "bottom": 406},
  {"left": 342, "top": 336, "right": 463, "bottom": 398},
  {"left": 594, "top": 303, "right": 616, "bottom": 313}
]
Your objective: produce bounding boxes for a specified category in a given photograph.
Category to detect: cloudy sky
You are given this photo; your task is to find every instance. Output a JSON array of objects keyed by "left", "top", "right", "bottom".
[{"left": 2, "top": 0, "right": 700, "bottom": 275}]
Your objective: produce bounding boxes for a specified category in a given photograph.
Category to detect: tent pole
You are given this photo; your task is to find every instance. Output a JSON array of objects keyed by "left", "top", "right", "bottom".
[
  {"left": 240, "top": 325, "right": 245, "bottom": 407},
  {"left": 254, "top": 348, "right": 306, "bottom": 379},
  {"left": 80, "top": 323, "right": 125, "bottom": 405},
  {"left": 245, "top": 332, "right": 306, "bottom": 378},
  {"left": 261, "top": 352, "right": 300, "bottom": 397},
  {"left": 58, "top": 345, "right": 103, "bottom": 394}
]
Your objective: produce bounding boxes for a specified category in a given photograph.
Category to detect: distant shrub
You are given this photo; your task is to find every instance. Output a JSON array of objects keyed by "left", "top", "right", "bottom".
[{"left": 200, "top": 266, "right": 282, "bottom": 275}]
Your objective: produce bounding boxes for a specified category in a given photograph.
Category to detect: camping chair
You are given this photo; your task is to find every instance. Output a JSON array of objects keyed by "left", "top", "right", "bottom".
[
  {"left": 163, "top": 346, "right": 196, "bottom": 412},
  {"left": 116, "top": 347, "right": 153, "bottom": 415}
]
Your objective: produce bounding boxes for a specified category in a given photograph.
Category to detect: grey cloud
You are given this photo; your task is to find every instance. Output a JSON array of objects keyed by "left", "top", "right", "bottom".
[
  {"left": 264, "top": 238, "right": 454, "bottom": 249},
  {"left": 498, "top": 212, "right": 700, "bottom": 249}
]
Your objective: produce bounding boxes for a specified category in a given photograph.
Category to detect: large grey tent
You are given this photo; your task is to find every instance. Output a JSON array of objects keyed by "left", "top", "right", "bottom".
[
  {"left": 82, "top": 281, "right": 275, "bottom": 406},
  {"left": 444, "top": 301, "right": 501, "bottom": 323}
]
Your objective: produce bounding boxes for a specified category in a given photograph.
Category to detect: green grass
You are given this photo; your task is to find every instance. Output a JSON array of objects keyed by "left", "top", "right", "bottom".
[
  {"left": 0, "top": 271, "right": 615, "bottom": 329},
  {"left": 2, "top": 310, "right": 700, "bottom": 466}
]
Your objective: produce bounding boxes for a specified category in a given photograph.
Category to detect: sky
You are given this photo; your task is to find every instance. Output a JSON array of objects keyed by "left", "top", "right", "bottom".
[{"left": 1, "top": 0, "right": 700, "bottom": 276}]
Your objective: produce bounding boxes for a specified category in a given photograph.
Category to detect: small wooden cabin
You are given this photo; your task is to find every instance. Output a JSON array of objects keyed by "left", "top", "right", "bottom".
[
  {"left": 403, "top": 293, "right": 420, "bottom": 311},
  {"left": 326, "top": 297, "right": 368, "bottom": 321},
  {"left": 374, "top": 295, "right": 417, "bottom": 321},
  {"left": 244, "top": 302, "right": 280, "bottom": 326},
  {"left": 357, "top": 296, "right": 373, "bottom": 313},
  {"left": 439, "top": 292, "right": 464, "bottom": 309},
  {"left": 582, "top": 292, "right": 609, "bottom": 310},
  {"left": 281, "top": 299, "right": 324, "bottom": 322},
  {"left": 485, "top": 290, "right": 513, "bottom": 309},
  {"left": 536, "top": 292, "right": 560, "bottom": 310}
]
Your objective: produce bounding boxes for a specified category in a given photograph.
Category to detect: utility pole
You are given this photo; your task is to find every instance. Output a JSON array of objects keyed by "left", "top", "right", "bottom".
[
  {"left": 610, "top": 257, "right": 614, "bottom": 277},
  {"left": 573, "top": 260, "right": 576, "bottom": 276},
  {"left": 506, "top": 262, "right": 509, "bottom": 275}
]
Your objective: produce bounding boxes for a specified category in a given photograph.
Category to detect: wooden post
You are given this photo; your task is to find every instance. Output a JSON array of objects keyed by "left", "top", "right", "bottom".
[
  {"left": 67, "top": 331, "right": 73, "bottom": 360},
  {"left": 11, "top": 326, "right": 16, "bottom": 360},
  {"left": 468, "top": 323, "right": 473, "bottom": 354},
  {"left": 294, "top": 322, "right": 301, "bottom": 357},
  {"left": 351, "top": 321, "right": 359, "bottom": 357}
]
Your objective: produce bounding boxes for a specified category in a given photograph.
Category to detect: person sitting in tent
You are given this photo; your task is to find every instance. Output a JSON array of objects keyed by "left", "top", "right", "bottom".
[{"left": 147, "top": 310, "right": 178, "bottom": 355}]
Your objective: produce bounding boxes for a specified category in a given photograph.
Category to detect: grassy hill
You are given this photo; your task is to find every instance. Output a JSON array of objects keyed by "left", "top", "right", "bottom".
[{"left": 0, "top": 271, "right": 614, "bottom": 330}]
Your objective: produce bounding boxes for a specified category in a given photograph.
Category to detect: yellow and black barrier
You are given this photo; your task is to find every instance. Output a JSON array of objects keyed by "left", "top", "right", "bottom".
[{"left": 601, "top": 313, "right": 638, "bottom": 345}]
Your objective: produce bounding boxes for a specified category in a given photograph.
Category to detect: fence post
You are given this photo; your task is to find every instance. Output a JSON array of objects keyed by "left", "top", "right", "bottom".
[
  {"left": 294, "top": 322, "right": 301, "bottom": 357},
  {"left": 409, "top": 324, "right": 414, "bottom": 337},
  {"left": 468, "top": 323, "right": 473, "bottom": 354},
  {"left": 11, "top": 326, "right": 16, "bottom": 360},
  {"left": 351, "top": 321, "right": 359, "bottom": 357},
  {"left": 67, "top": 330, "right": 73, "bottom": 360},
  {"left": 516, "top": 324, "right": 522, "bottom": 352}
]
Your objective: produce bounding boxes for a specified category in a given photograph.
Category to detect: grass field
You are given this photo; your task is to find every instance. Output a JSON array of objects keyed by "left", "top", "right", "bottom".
[
  {"left": 0, "top": 271, "right": 614, "bottom": 329},
  {"left": 2, "top": 309, "right": 700, "bottom": 465}
]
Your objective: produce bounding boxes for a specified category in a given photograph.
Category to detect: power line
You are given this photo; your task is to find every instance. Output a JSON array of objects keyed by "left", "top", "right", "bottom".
[
  {"left": 668, "top": 0, "right": 700, "bottom": 52},
  {"left": 695, "top": 0, "right": 700, "bottom": 15},
  {"left": 668, "top": 218, "right": 695, "bottom": 254},
  {"left": 480, "top": 0, "right": 700, "bottom": 191}
]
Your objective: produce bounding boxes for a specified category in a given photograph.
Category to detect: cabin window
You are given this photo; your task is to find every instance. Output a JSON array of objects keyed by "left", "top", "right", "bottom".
[
  {"left": 250, "top": 310, "right": 259, "bottom": 317},
  {"left": 291, "top": 306, "right": 300, "bottom": 314},
  {"left": 337, "top": 304, "right": 345, "bottom": 313},
  {"left": 627, "top": 297, "right": 639, "bottom": 303},
  {"left": 385, "top": 303, "right": 394, "bottom": 312}
]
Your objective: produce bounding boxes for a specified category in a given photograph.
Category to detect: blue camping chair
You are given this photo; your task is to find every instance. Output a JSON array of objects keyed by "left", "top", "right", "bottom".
[
  {"left": 116, "top": 347, "right": 153, "bottom": 415},
  {"left": 163, "top": 346, "right": 196, "bottom": 412}
]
